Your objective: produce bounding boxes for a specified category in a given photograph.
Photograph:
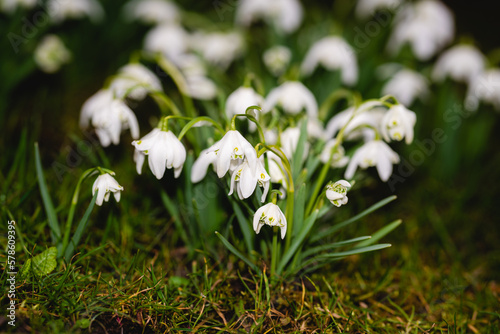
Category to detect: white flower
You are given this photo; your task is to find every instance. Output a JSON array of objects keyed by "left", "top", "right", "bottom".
[
  {"left": 432, "top": 45, "right": 486, "bottom": 84},
  {"left": 264, "top": 129, "right": 279, "bottom": 145},
  {"left": 263, "top": 45, "right": 292, "bottom": 76},
  {"left": 307, "top": 118, "right": 326, "bottom": 140},
  {"left": 144, "top": 24, "right": 189, "bottom": 65},
  {"left": 324, "top": 101, "right": 385, "bottom": 141},
  {"left": 228, "top": 158, "right": 270, "bottom": 202},
  {"left": 1, "top": 0, "right": 37, "bottom": 14},
  {"left": 345, "top": 140, "right": 400, "bottom": 182},
  {"left": 225, "top": 87, "right": 265, "bottom": 119},
  {"left": 355, "top": 0, "right": 401, "bottom": 19},
  {"left": 191, "top": 130, "right": 257, "bottom": 181},
  {"left": 132, "top": 128, "right": 186, "bottom": 179},
  {"left": 92, "top": 173, "right": 123, "bottom": 206},
  {"left": 280, "top": 127, "right": 309, "bottom": 161},
  {"left": 47, "top": 0, "right": 104, "bottom": 24},
  {"left": 320, "top": 140, "right": 349, "bottom": 168},
  {"left": 266, "top": 152, "right": 287, "bottom": 188},
  {"left": 381, "top": 104, "right": 417, "bottom": 144},
  {"left": 235, "top": 0, "right": 303, "bottom": 34},
  {"left": 301, "top": 36, "right": 358, "bottom": 86},
  {"left": 465, "top": 69, "right": 500, "bottom": 111},
  {"left": 184, "top": 74, "right": 217, "bottom": 100},
  {"left": 190, "top": 31, "right": 244, "bottom": 69},
  {"left": 123, "top": 0, "right": 179, "bottom": 25},
  {"left": 381, "top": 68, "right": 429, "bottom": 106},
  {"left": 109, "top": 63, "right": 162, "bottom": 100},
  {"left": 264, "top": 81, "right": 318, "bottom": 118},
  {"left": 253, "top": 203, "right": 287, "bottom": 239},
  {"left": 34, "top": 35, "right": 71, "bottom": 73},
  {"left": 80, "top": 90, "right": 139, "bottom": 147},
  {"left": 326, "top": 180, "right": 351, "bottom": 207},
  {"left": 387, "top": 1, "right": 454, "bottom": 61}
]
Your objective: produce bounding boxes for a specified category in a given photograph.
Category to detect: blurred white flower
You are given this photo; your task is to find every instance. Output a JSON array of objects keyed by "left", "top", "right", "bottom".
[
  {"left": 388, "top": 0, "right": 454, "bottom": 61},
  {"left": 380, "top": 104, "right": 417, "bottom": 144},
  {"left": 235, "top": 0, "right": 303, "bottom": 34},
  {"left": 225, "top": 87, "right": 265, "bottom": 119},
  {"left": 80, "top": 90, "right": 139, "bottom": 147},
  {"left": 47, "top": 0, "right": 104, "bottom": 23},
  {"left": 190, "top": 31, "right": 244, "bottom": 69},
  {"left": 301, "top": 36, "right": 358, "bottom": 86},
  {"left": 123, "top": 0, "right": 179, "bottom": 25},
  {"left": 355, "top": 0, "right": 401, "bottom": 19},
  {"left": 280, "top": 127, "right": 309, "bottom": 161},
  {"left": 92, "top": 173, "right": 123, "bottom": 206},
  {"left": 110, "top": 63, "right": 162, "bottom": 100},
  {"left": 465, "top": 69, "right": 500, "bottom": 111},
  {"left": 192, "top": 130, "right": 257, "bottom": 180},
  {"left": 1, "top": 0, "right": 37, "bottom": 14},
  {"left": 326, "top": 180, "right": 351, "bottom": 207},
  {"left": 253, "top": 203, "right": 287, "bottom": 239},
  {"left": 345, "top": 140, "right": 400, "bottom": 182},
  {"left": 320, "top": 140, "right": 349, "bottom": 168},
  {"left": 266, "top": 152, "right": 287, "bottom": 188},
  {"left": 184, "top": 74, "right": 217, "bottom": 100},
  {"left": 263, "top": 45, "right": 292, "bottom": 76},
  {"left": 132, "top": 128, "right": 186, "bottom": 179},
  {"left": 381, "top": 68, "right": 429, "bottom": 106},
  {"left": 432, "top": 45, "right": 486, "bottom": 84},
  {"left": 144, "top": 24, "right": 189, "bottom": 65},
  {"left": 264, "top": 129, "right": 279, "bottom": 145},
  {"left": 324, "top": 101, "right": 385, "bottom": 141},
  {"left": 229, "top": 158, "right": 270, "bottom": 202},
  {"left": 264, "top": 81, "right": 318, "bottom": 118},
  {"left": 307, "top": 118, "right": 326, "bottom": 140},
  {"left": 34, "top": 35, "right": 71, "bottom": 73}
]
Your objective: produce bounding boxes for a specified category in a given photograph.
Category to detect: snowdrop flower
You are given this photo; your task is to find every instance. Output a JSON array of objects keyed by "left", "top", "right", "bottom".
[
  {"left": 263, "top": 45, "right": 292, "bottom": 76},
  {"left": 190, "top": 31, "right": 244, "bottom": 69},
  {"left": 1, "top": 0, "right": 37, "bottom": 14},
  {"left": 432, "top": 45, "right": 486, "bottom": 84},
  {"left": 465, "top": 69, "right": 500, "bottom": 111},
  {"left": 123, "top": 0, "right": 179, "bottom": 25},
  {"left": 307, "top": 118, "right": 326, "bottom": 140},
  {"left": 47, "top": 0, "right": 104, "bottom": 24},
  {"left": 34, "top": 35, "right": 71, "bottom": 73},
  {"left": 253, "top": 203, "right": 287, "bottom": 239},
  {"left": 229, "top": 158, "right": 270, "bottom": 202},
  {"left": 92, "top": 173, "right": 123, "bottom": 206},
  {"left": 225, "top": 87, "right": 265, "bottom": 119},
  {"left": 381, "top": 68, "right": 429, "bottom": 106},
  {"left": 144, "top": 24, "right": 189, "bottom": 65},
  {"left": 345, "top": 140, "right": 400, "bottom": 182},
  {"left": 325, "top": 101, "right": 385, "bottom": 141},
  {"left": 280, "top": 127, "right": 309, "bottom": 161},
  {"left": 266, "top": 152, "right": 287, "bottom": 188},
  {"left": 80, "top": 90, "right": 139, "bottom": 147},
  {"left": 326, "top": 180, "right": 351, "bottom": 207},
  {"left": 192, "top": 130, "right": 257, "bottom": 180},
  {"left": 235, "top": 0, "right": 303, "bottom": 34},
  {"left": 109, "top": 63, "right": 162, "bottom": 100},
  {"left": 184, "top": 74, "right": 217, "bottom": 100},
  {"left": 301, "top": 36, "right": 358, "bottom": 86},
  {"left": 388, "top": 0, "right": 454, "bottom": 61},
  {"left": 355, "top": 0, "right": 401, "bottom": 19},
  {"left": 264, "top": 81, "right": 318, "bottom": 118},
  {"left": 132, "top": 128, "right": 186, "bottom": 179},
  {"left": 264, "top": 129, "right": 279, "bottom": 145},
  {"left": 381, "top": 104, "right": 416, "bottom": 144},
  {"left": 320, "top": 140, "right": 349, "bottom": 168}
]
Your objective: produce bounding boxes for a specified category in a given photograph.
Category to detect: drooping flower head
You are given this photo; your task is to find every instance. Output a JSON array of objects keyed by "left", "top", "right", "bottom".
[
  {"left": 123, "top": 0, "right": 180, "bottom": 25},
  {"left": 34, "top": 35, "right": 72, "bottom": 74},
  {"left": 109, "top": 63, "right": 163, "bottom": 100},
  {"left": 264, "top": 81, "right": 318, "bottom": 118},
  {"left": 355, "top": 0, "right": 401, "bottom": 19},
  {"left": 253, "top": 203, "right": 287, "bottom": 239},
  {"left": 320, "top": 140, "right": 349, "bottom": 168},
  {"left": 228, "top": 158, "right": 271, "bottom": 203},
  {"left": 380, "top": 104, "right": 417, "bottom": 144},
  {"left": 47, "top": 0, "right": 105, "bottom": 24},
  {"left": 190, "top": 31, "right": 244, "bottom": 69},
  {"left": 465, "top": 69, "right": 500, "bottom": 112},
  {"left": 143, "top": 23, "right": 189, "bottom": 65},
  {"left": 381, "top": 68, "right": 429, "bottom": 106},
  {"left": 225, "top": 87, "right": 265, "bottom": 120},
  {"left": 132, "top": 128, "right": 187, "bottom": 179},
  {"left": 432, "top": 45, "right": 486, "bottom": 84},
  {"left": 92, "top": 173, "right": 124, "bottom": 206},
  {"left": 263, "top": 45, "right": 292, "bottom": 76},
  {"left": 326, "top": 180, "right": 351, "bottom": 207}
]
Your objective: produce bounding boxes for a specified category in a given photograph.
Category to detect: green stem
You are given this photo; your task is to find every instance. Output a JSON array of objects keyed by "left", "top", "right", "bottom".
[
  {"left": 177, "top": 116, "right": 224, "bottom": 140},
  {"left": 270, "top": 228, "right": 278, "bottom": 276},
  {"left": 319, "top": 88, "right": 354, "bottom": 120},
  {"left": 150, "top": 91, "right": 183, "bottom": 116},
  {"left": 61, "top": 168, "right": 99, "bottom": 257}
]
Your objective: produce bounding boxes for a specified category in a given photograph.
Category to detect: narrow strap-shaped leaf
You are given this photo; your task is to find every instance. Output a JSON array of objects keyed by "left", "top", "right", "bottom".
[
  {"left": 64, "top": 192, "right": 97, "bottom": 261},
  {"left": 215, "top": 232, "right": 259, "bottom": 273},
  {"left": 160, "top": 190, "right": 190, "bottom": 247},
  {"left": 301, "top": 236, "right": 372, "bottom": 259},
  {"left": 356, "top": 220, "right": 402, "bottom": 248},
  {"left": 230, "top": 200, "right": 254, "bottom": 258},
  {"left": 311, "top": 195, "right": 397, "bottom": 242},
  {"left": 34, "top": 143, "right": 61, "bottom": 248},
  {"left": 317, "top": 243, "right": 392, "bottom": 259},
  {"left": 292, "top": 120, "right": 308, "bottom": 182}
]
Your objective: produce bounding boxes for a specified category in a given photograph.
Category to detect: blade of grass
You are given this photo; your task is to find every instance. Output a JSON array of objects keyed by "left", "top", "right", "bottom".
[
  {"left": 355, "top": 219, "right": 402, "bottom": 248},
  {"left": 230, "top": 200, "right": 255, "bottom": 258},
  {"left": 301, "top": 236, "right": 372, "bottom": 259},
  {"left": 64, "top": 192, "right": 97, "bottom": 261},
  {"left": 215, "top": 232, "right": 259, "bottom": 273}
]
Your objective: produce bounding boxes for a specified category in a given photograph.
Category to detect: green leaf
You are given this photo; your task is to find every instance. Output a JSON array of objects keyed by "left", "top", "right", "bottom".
[
  {"left": 292, "top": 183, "right": 306, "bottom": 237},
  {"left": 230, "top": 200, "right": 254, "bottom": 257},
  {"left": 292, "top": 120, "right": 308, "bottom": 181},
  {"left": 300, "top": 236, "right": 372, "bottom": 259},
  {"left": 317, "top": 243, "right": 392, "bottom": 259},
  {"left": 34, "top": 143, "right": 61, "bottom": 250},
  {"left": 64, "top": 192, "right": 98, "bottom": 261},
  {"left": 356, "top": 220, "right": 402, "bottom": 248},
  {"left": 311, "top": 195, "right": 397, "bottom": 242},
  {"left": 215, "top": 232, "right": 259, "bottom": 273},
  {"left": 20, "top": 247, "right": 58, "bottom": 279}
]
